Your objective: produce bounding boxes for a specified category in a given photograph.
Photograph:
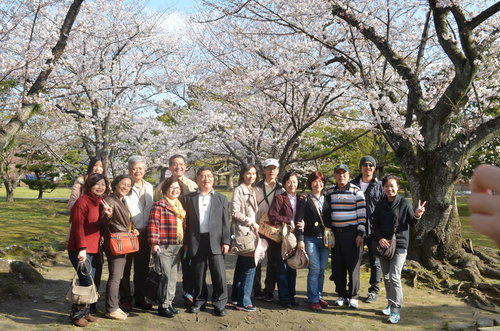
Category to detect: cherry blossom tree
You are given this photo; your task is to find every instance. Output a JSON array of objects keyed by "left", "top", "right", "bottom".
[
  {"left": 168, "top": 10, "right": 370, "bottom": 176},
  {"left": 42, "top": 0, "right": 187, "bottom": 173},
  {"left": 0, "top": 0, "right": 84, "bottom": 153},
  {"left": 200, "top": 0, "right": 500, "bottom": 305}
]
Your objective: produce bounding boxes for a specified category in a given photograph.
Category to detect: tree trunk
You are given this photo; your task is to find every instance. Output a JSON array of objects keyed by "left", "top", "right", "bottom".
[
  {"left": 404, "top": 154, "right": 463, "bottom": 267},
  {"left": 37, "top": 189, "right": 43, "bottom": 199},
  {"left": 3, "top": 178, "right": 16, "bottom": 202}
]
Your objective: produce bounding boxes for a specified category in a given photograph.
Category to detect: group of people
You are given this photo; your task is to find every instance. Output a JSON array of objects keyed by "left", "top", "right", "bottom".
[{"left": 66, "top": 153, "right": 427, "bottom": 327}]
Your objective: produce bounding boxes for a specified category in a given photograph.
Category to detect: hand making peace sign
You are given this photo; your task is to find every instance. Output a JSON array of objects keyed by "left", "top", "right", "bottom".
[
  {"left": 102, "top": 200, "right": 113, "bottom": 217},
  {"left": 415, "top": 200, "right": 427, "bottom": 218}
]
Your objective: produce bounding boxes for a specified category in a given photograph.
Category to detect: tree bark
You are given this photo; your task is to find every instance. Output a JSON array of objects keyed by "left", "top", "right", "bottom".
[
  {"left": 0, "top": 0, "right": 84, "bottom": 152},
  {"left": 2, "top": 178, "right": 16, "bottom": 202}
]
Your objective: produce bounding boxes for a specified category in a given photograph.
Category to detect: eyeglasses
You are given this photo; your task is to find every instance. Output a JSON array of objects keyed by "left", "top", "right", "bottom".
[
  {"left": 362, "top": 163, "right": 374, "bottom": 168},
  {"left": 168, "top": 187, "right": 181, "bottom": 191}
]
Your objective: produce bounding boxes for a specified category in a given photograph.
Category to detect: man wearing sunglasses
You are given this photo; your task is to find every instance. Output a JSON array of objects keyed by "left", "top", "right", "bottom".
[{"left": 350, "top": 156, "right": 384, "bottom": 304}]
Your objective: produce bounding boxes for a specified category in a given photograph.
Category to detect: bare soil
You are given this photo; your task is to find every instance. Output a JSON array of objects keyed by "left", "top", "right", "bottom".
[{"left": 0, "top": 254, "right": 497, "bottom": 331}]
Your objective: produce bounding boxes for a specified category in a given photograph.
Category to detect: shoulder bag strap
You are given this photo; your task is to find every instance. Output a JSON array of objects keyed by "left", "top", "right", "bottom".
[{"left": 309, "top": 194, "right": 326, "bottom": 228}]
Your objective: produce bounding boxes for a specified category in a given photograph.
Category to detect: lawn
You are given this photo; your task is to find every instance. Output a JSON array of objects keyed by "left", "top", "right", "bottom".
[{"left": 0, "top": 188, "right": 497, "bottom": 257}]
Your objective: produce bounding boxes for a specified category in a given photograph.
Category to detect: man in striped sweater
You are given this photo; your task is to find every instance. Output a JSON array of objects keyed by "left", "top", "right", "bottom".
[{"left": 324, "top": 164, "right": 366, "bottom": 309}]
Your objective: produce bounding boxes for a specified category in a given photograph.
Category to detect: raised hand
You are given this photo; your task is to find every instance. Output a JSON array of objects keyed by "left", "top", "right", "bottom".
[
  {"left": 415, "top": 200, "right": 427, "bottom": 218},
  {"left": 102, "top": 200, "right": 113, "bottom": 217}
]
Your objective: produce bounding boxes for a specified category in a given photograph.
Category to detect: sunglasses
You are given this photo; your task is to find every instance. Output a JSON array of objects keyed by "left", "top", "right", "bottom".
[{"left": 362, "top": 163, "right": 374, "bottom": 168}]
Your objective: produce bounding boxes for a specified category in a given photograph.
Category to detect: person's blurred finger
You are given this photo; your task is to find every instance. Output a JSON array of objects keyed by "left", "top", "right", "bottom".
[
  {"left": 470, "top": 165, "right": 500, "bottom": 193},
  {"left": 470, "top": 213, "right": 500, "bottom": 246},
  {"left": 468, "top": 193, "right": 498, "bottom": 215}
]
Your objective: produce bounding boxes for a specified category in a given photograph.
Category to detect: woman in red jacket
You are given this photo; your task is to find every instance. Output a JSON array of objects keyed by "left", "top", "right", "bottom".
[
  {"left": 67, "top": 173, "right": 111, "bottom": 327},
  {"left": 268, "top": 172, "right": 299, "bottom": 307},
  {"left": 148, "top": 177, "right": 186, "bottom": 318}
]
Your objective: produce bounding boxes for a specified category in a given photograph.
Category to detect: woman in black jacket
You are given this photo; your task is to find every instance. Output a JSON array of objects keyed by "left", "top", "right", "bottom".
[
  {"left": 295, "top": 171, "right": 329, "bottom": 312},
  {"left": 372, "top": 175, "right": 426, "bottom": 324}
]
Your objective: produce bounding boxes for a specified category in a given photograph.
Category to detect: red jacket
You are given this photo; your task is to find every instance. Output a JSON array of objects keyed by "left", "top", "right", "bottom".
[
  {"left": 268, "top": 192, "right": 296, "bottom": 225},
  {"left": 148, "top": 198, "right": 181, "bottom": 246},
  {"left": 67, "top": 192, "right": 103, "bottom": 253}
]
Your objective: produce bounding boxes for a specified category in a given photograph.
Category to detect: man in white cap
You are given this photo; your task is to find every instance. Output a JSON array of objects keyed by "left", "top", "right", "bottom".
[{"left": 253, "top": 158, "right": 284, "bottom": 302}]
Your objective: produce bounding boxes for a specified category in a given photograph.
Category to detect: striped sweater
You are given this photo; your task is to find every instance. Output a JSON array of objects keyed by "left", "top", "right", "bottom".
[{"left": 324, "top": 183, "right": 366, "bottom": 237}]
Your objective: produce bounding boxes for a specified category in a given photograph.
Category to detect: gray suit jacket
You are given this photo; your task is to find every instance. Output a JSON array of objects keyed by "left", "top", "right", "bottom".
[{"left": 183, "top": 191, "right": 230, "bottom": 256}]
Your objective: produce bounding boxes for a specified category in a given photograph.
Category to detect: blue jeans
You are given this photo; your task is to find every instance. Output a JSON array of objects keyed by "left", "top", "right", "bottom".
[
  {"left": 68, "top": 250, "right": 98, "bottom": 286},
  {"left": 277, "top": 256, "right": 297, "bottom": 304},
  {"left": 231, "top": 255, "right": 256, "bottom": 307},
  {"left": 304, "top": 237, "right": 329, "bottom": 303}
]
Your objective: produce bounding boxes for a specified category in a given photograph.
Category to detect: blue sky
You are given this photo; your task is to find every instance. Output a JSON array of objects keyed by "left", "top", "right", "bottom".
[{"left": 147, "top": 0, "right": 197, "bottom": 13}]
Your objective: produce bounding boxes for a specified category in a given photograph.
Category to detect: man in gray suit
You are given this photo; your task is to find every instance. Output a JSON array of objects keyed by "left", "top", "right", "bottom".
[{"left": 184, "top": 166, "right": 230, "bottom": 317}]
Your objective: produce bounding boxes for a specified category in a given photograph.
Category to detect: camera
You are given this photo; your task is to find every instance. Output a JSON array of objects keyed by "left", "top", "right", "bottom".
[{"left": 415, "top": 235, "right": 423, "bottom": 245}]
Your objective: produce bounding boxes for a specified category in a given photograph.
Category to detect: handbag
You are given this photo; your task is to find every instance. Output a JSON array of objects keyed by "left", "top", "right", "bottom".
[
  {"left": 371, "top": 205, "right": 399, "bottom": 260},
  {"left": 258, "top": 213, "right": 282, "bottom": 243},
  {"left": 65, "top": 259, "right": 99, "bottom": 304},
  {"left": 287, "top": 248, "right": 309, "bottom": 269},
  {"left": 309, "top": 194, "right": 335, "bottom": 248},
  {"left": 109, "top": 232, "right": 139, "bottom": 255},
  {"left": 144, "top": 254, "right": 167, "bottom": 304},
  {"left": 281, "top": 224, "right": 297, "bottom": 260},
  {"left": 230, "top": 227, "right": 258, "bottom": 255},
  {"left": 371, "top": 234, "right": 397, "bottom": 260}
]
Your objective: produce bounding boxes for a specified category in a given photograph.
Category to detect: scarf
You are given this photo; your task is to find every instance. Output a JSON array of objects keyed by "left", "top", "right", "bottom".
[{"left": 166, "top": 197, "right": 186, "bottom": 243}]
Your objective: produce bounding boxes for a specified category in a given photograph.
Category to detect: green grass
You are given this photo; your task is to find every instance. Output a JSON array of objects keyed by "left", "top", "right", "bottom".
[
  {"left": 0, "top": 188, "right": 496, "bottom": 260},
  {"left": 0, "top": 186, "right": 71, "bottom": 199}
]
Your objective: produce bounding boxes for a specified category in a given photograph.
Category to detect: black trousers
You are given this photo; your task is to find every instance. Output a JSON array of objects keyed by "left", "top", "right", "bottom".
[
  {"left": 119, "top": 230, "right": 150, "bottom": 303},
  {"left": 253, "top": 238, "right": 279, "bottom": 295},
  {"left": 191, "top": 234, "right": 227, "bottom": 310},
  {"left": 331, "top": 226, "right": 362, "bottom": 299}
]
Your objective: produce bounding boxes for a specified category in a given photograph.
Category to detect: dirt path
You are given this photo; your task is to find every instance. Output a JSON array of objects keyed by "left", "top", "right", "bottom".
[{"left": 0, "top": 255, "right": 497, "bottom": 330}]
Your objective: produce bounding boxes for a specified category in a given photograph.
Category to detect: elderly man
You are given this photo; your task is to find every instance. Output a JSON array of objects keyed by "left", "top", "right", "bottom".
[
  {"left": 325, "top": 164, "right": 366, "bottom": 309},
  {"left": 350, "top": 156, "right": 384, "bottom": 303},
  {"left": 120, "top": 156, "right": 154, "bottom": 310},
  {"left": 154, "top": 154, "right": 198, "bottom": 201},
  {"left": 184, "top": 167, "right": 230, "bottom": 317},
  {"left": 253, "top": 158, "right": 284, "bottom": 302},
  {"left": 154, "top": 154, "right": 201, "bottom": 307}
]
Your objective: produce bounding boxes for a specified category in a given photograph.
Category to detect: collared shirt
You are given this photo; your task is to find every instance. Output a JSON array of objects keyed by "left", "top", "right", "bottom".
[
  {"left": 198, "top": 189, "right": 214, "bottom": 233},
  {"left": 124, "top": 179, "right": 154, "bottom": 231},
  {"left": 310, "top": 194, "right": 324, "bottom": 211},
  {"left": 287, "top": 193, "right": 297, "bottom": 221}
]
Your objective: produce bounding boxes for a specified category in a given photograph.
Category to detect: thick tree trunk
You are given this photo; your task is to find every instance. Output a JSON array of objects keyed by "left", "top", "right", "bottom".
[
  {"left": 37, "top": 189, "right": 43, "bottom": 199},
  {"left": 404, "top": 153, "right": 463, "bottom": 267}
]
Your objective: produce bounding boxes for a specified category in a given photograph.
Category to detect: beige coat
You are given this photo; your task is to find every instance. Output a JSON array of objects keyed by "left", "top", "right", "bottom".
[{"left": 231, "top": 183, "right": 258, "bottom": 236}]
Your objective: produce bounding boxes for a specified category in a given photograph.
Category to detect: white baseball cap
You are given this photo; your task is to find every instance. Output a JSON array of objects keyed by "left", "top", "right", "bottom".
[{"left": 262, "top": 158, "right": 279, "bottom": 168}]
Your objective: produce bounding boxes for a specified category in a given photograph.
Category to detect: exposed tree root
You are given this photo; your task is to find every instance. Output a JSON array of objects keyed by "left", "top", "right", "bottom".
[{"left": 402, "top": 241, "right": 500, "bottom": 310}]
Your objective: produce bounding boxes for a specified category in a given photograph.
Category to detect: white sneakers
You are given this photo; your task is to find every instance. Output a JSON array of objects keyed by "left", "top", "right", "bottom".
[
  {"left": 333, "top": 297, "right": 346, "bottom": 306},
  {"left": 333, "top": 297, "right": 359, "bottom": 308}
]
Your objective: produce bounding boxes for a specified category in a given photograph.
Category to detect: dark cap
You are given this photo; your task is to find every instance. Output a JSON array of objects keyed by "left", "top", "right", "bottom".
[
  {"left": 360, "top": 156, "right": 376, "bottom": 169},
  {"left": 334, "top": 164, "right": 350, "bottom": 173}
]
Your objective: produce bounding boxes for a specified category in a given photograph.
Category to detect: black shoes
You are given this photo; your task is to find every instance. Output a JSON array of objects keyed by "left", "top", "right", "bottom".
[
  {"left": 187, "top": 304, "right": 206, "bottom": 313},
  {"left": 158, "top": 307, "right": 174, "bottom": 318},
  {"left": 168, "top": 305, "right": 179, "bottom": 315},
  {"left": 214, "top": 308, "right": 226, "bottom": 317}
]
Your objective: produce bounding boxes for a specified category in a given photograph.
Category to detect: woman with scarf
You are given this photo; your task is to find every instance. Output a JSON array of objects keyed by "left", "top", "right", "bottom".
[
  {"left": 372, "top": 175, "right": 426, "bottom": 324},
  {"left": 148, "top": 177, "right": 186, "bottom": 318},
  {"left": 67, "top": 173, "right": 111, "bottom": 327}
]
